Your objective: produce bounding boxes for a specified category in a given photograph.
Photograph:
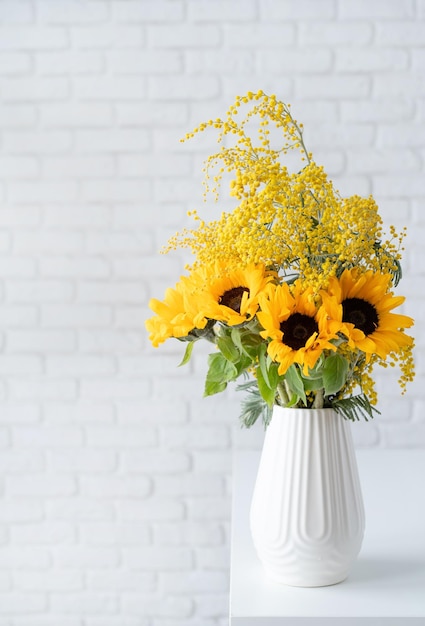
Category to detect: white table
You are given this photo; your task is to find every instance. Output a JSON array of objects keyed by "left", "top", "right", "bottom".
[{"left": 230, "top": 449, "right": 425, "bottom": 625}]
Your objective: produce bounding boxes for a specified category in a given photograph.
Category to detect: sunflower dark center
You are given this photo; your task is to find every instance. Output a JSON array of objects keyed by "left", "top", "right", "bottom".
[
  {"left": 219, "top": 286, "right": 249, "bottom": 313},
  {"left": 342, "top": 297, "right": 379, "bottom": 335},
  {"left": 279, "top": 313, "right": 319, "bottom": 350}
]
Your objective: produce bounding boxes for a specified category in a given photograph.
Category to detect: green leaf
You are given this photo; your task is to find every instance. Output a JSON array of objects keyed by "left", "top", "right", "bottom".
[
  {"left": 236, "top": 380, "right": 258, "bottom": 393},
  {"left": 238, "top": 386, "right": 273, "bottom": 429},
  {"left": 235, "top": 352, "right": 255, "bottom": 376},
  {"left": 306, "top": 354, "right": 325, "bottom": 379},
  {"left": 302, "top": 376, "right": 324, "bottom": 391},
  {"left": 284, "top": 364, "right": 307, "bottom": 406},
  {"left": 230, "top": 327, "right": 244, "bottom": 352},
  {"left": 204, "top": 379, "right": 228, "bottom": 397},
  {"left": 332, "top": 394, "right": 380, "bottom": 422},
  {"left": 178, "top": 340, "right": 196, "bottom": 367},
  {"left": 205, "top": 352, "right": 238, "bottom": 384},
  {"left": 286, "top": 392, "right": 301, "bottom": 408},
  {"left": 216, "top": 332, "right": 255, "bottom": 377},
  {"left": 216, "top": 336, "right": 240, "bottom": 363},
  {"left": 268, "top": 361, "right": 280, "bottom": 390},
  {"left": 231, "top": 328, "right": 263, "bottom": 359},
  {"left": 256, "top": 365, "right": 276, "bottom": 407},
  {"left": 204, "top": 352, "right": 236, "bottom": 397},
  {"left": 258, "top": 344, "right": 271, "bottom": 388},
  {"left": 322, "top": 353, "right": 349, "bottom": 396}
]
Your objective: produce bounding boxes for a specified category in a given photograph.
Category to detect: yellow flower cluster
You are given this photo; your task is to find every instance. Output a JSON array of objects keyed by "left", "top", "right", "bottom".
[
  {"left": 148, "top": 92, "right": 415, "bottom": 422},
  {"left": 166, "top": 91, "right": 404, "bottom": 291}
]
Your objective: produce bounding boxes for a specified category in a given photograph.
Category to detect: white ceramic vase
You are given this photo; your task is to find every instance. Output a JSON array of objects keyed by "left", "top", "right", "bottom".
[{"left": 250, "top": 406, "right": 365, "bottom": 587}]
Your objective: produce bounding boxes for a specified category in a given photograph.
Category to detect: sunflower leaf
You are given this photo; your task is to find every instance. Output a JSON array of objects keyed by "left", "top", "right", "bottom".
[
  {"left": 205, "top": 352, "right": 238, "bottom": 383},
  {"left": 302, "top": 376, "right": 324, "bottom": 391},
  {"left": 204, "top": 353, "right": 239, "bottom": 397},
  {"left": 284, "top": 364, "right": 307, "bottom": 406},
  {"left": 230, "top": 328, "right": 244, "bottom": 354},
  {"left": 178, "top": 340, "right": 196, "bottom": 367},
  {"left": 258, "top": 344, "right": 271, "bottom": 388},
  {"left": 307, "top": 354, "right": 325, "bottom": 378},
  {"left": 235, "top": 352, "right": 255, "bottom": 376},
  {"left": 323, "top": 353, "right": 349, "bottom": 396},
  {"left": 256, "top": 365, "right": 276, "bottom": 407},
  {"left": 268, "top": 360, "right": 280, "bottom": 390},
  {"left": 204, "top": 379, "right": 228, "bottom": 397},
  {"left": 232, "top": 327, "right": 263, "bottom": 359},
  {"left": 286, "top": 392, "right": 300, "bottom": 408},
  {"left": 216, "top": 336, "right": 240, "bottom": 363}
]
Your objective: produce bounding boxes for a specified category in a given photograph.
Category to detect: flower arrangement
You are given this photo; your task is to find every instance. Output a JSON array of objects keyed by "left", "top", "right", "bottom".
[{"left": 145, "top": 91, "right": 415, "bottom": 426}]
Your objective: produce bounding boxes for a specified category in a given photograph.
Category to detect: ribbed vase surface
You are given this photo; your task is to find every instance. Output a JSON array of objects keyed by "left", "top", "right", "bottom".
[{"left": 250, "top": 406, "right": 365, "bottom": 587}]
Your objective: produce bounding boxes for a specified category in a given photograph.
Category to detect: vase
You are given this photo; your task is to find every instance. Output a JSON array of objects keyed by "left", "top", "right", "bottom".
[{"left": 249, "top": 406, "right": 365, "bottom": 587}]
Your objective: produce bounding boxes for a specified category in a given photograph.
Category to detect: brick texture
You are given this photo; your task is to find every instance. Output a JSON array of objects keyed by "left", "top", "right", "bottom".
[{"left": 0, "top": 0, "right": 424, "bottom": 623}]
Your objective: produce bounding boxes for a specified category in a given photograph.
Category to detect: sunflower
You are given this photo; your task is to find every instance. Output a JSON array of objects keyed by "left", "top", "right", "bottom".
[
  {"left": 323, "top": 268, "right": 414, "bottom": 360},
  {"left": 257, "top": 281, "right": 338, "bottom": 375},
  {"left": 193, "top": 262, "right": 274, "bottom": 326},
  {"left": 145, "top": 280, "right": 207, "bottom": 347}
]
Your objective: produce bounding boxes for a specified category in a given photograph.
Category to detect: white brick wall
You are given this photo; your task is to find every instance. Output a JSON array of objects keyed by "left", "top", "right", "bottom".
[{"left": 0, "top": 0, "right": 424, "bottom": 623}]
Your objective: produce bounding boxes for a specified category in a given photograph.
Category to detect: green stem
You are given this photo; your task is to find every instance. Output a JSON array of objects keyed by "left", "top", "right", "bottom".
[
  {"left": 283, "top": 104, "right": 311, "bottom": 165},
  {"left": 277, "top": 382, "right": 289, "bottom": 406},
  {"left": 313, "top": 388, "right": 324, "bottom": 409}
]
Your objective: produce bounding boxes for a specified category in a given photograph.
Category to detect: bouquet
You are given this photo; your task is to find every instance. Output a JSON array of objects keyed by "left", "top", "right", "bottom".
[{"left": 145, "top": 91, "right": 415, "bottom": 427}]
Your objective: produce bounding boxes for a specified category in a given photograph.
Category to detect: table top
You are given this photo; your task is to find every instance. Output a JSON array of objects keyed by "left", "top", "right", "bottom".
[{"left": 230, "top": 449, "right": 425, "bottom": 625}]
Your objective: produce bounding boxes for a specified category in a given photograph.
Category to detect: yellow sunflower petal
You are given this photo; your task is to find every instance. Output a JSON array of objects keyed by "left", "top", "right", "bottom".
[
  {"left": 195, "top": 261, "right": 274, "bottom": 326},
  {"left": 260, "top": 280, "right": 338, "bottom": 375},
  {"left": 324, "top": 268, "right": 414, "bottom": 359}
]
